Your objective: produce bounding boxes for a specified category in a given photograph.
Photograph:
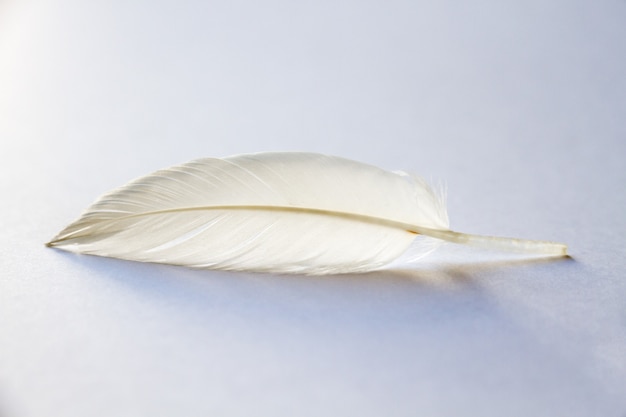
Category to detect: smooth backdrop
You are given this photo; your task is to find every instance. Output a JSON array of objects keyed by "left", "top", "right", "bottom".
[{"left": 1, "top": 0, "right": 625, "bottom": 416}]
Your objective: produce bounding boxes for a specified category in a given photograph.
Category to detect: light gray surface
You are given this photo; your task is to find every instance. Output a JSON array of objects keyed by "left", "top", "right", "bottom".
[{"left": 1, "top": 0, "right": 625, "bottom": 416}]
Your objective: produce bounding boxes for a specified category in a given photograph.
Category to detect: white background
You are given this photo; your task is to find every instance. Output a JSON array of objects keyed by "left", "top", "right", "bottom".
[{"left": 1, "top": 0, "right": 625, "bottom": 416}]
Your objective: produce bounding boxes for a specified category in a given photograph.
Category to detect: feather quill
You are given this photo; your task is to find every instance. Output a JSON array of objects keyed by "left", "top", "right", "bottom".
[{"left": 47, "top": 152, "right": 567, "bottom": 274}]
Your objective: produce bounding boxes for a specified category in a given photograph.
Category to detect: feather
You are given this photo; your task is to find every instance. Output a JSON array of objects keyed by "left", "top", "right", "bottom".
[{"left": 47, "top": 152, "right": 567, "bottom": 274}]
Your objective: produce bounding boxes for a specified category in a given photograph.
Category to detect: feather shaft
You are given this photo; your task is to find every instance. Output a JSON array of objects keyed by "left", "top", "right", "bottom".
[
  {"left": 48, "top": 205, "right": 567, "bottom": 256},
  {"left": 409, "top": 227, "right": 567, "bottom": 256}
]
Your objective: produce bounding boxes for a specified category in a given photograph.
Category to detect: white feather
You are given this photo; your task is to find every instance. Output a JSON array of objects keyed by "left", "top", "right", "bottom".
[{"left": 47, "top": 152, "right": 567, "bottom": 274}]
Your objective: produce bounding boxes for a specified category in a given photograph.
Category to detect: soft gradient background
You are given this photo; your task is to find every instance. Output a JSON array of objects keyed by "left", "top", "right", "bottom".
[{"left": 1, "top": 0, "right": 625, "bottom": 416}]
